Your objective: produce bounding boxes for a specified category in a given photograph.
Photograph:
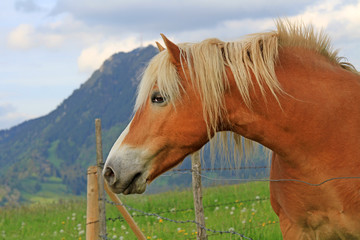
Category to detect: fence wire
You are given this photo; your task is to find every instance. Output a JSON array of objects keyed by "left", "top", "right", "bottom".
[
  {"left": 105, "top": 196, "right": 270, "bottom": 222},
  {"left": 99, "top": 165, "right": 360, "bottom": 240},
  {"left": 101, "top": 197, "right": 255, "bottom": 240},
  {"left": 171, "top": 166, "right": 269, "bottom": 172},
  {"left": 190, "top": 171, "right": 360, "bottom": 187}
]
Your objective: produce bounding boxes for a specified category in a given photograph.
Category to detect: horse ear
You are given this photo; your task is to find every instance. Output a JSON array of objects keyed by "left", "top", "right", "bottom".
[
  {"left": 160, "top": 34, "right": 181, "bottom": 65},
  {"left": 155, "top": 42, "right": 165, "bottom": 52}
]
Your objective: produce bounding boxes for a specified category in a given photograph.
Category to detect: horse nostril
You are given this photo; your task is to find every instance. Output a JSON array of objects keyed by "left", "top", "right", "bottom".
[{"left": 103, "top": 166, "right": 116, "bottom": 185}]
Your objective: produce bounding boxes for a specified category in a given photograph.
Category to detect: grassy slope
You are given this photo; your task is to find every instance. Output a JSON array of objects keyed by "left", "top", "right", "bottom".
[{"left": 0, "top": 182, "right": 282, "bottom": 240}]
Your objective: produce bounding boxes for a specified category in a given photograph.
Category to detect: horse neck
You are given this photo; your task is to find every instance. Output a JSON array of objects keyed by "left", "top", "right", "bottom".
[{"left": 224, "top": 47, "right": 360, "bottom": 170}]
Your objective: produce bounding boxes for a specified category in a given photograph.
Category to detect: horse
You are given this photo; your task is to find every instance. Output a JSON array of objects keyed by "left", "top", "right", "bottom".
[{"left": 103, "top": 20, "right": 360, "bottom": 239}]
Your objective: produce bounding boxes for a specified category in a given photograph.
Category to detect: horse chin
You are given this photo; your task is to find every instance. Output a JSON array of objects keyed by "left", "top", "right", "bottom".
[
  {"left": 123, "top": 182, "right": 147, "bottom": 195},
  {"left": 122, "top": 176, "right": 147, "bottom": 195},
  {"left": 111, "top": 172, "right": 148, "bottom": 195}
]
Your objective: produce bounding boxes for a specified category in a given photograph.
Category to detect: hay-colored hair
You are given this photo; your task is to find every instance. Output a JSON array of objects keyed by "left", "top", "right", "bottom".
[{"left": 134, "top": 19, "right": 358, "bottom": 164}]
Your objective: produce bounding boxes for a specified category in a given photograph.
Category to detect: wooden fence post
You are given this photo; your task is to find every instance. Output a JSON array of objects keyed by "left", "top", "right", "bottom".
[
  {"left": 86, "top": 166, "right": 99, "bottom": 240},
  {"left": 104, "top": 183, "right": 146, "bottom": 240},
  {"left": 95, "top": 119, "right": 107, "bottom": 239},
  {"left": 191, "top": 151, "right": 208, "bottom": 240}
]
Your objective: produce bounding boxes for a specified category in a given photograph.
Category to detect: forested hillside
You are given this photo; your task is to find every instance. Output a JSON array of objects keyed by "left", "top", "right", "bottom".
[{"left": 0, "top": 46, "right": 158, "bottom": 205}]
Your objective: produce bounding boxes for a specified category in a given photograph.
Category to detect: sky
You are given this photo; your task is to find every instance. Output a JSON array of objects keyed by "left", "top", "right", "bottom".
[{"left": 1, "top": 0, "right": 360, "bottom": 130}]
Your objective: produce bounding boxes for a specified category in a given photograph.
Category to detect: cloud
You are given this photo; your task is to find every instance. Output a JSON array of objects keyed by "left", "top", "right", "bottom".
[
  {"left": 10, "top": 0, "right": 360, "bottom": 51},
  {"left": 15, "top": 0, "right": 43, "bottom": 12},
  {"left": 288, "top": 0, "right": 360, "bottom": 68},
  {"left": 7, "top": 23, "right": 65, "bottom": 49},
  {"left": 288, "top": 0, "right": 360, "bottom": 38},
  {"left": 50, "top": 0, "right": 315, "bottom": 34},
  {"left": 77, "top": 37, "right": 154, "bottom": 72},
  {"left": 0, "top": 103, "right": 15, "bottom": 117},
  {"left": 7, "top": 14, "right": 86, "bottom": 50},
  {"left": 0, "top": 103, "right": 29, "bottom": 130},
  {"left": 7, "top": 24, "right": 35, "bottom": 49}
]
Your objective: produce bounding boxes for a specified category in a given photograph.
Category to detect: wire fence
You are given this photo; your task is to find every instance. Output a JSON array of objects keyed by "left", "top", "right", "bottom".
[
  {"left": 98, "top": 165, "right": 276, "bottom": 240},
  {"left": 169, "top": 166, "right": 270, "bottom": 172},
  {"left": 98, "top": 165, "right": 360, "bottom": 240},
  {"left": 105, "top": 196, "right": 271, "bottom": 223},
  {"left": 101, "top": 197, "right": 256, "bottom": 240}
]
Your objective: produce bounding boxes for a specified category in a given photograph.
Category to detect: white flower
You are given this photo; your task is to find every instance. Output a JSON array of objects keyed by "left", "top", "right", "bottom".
[
  {"left": 230, "top": 211, "right": 234, "bottom": 215},
  {"left": 79, "top": 230, "right": 85, "bottom": 235},
  {"left": 251, "top": 208, "right": 257, "bottom": 212},
  {"left": 214, "top": 207, "right": 219, "bottom": 211},
  {"left": 60, "top": 229, "right": 64, "bottom": 233},
  {"left": 228, "top": 227, "right": 235, "bottom": 232},
  {"left": 255, "top": 196, "right": 260, "bottom": 200},
  {"left": 112, "top": 235, "right": 117, "bottom": 239},
  {"left": 121, "top": 225, "right": 126, "bottom": 230},
  {"left": 214, "top": 199, "right": 218, "bottom": 202},
  {"left": 231, "top": 207, "right": 235, "bottom": 211},
  {"left": 225, "top": 206, "right": 229, "bottom": 210},
  {"left": 241, "top": 208, "right": 247, "bottom": 213},
  {"left": 242, "top": 220, "right": 246, "bottom": 224}
]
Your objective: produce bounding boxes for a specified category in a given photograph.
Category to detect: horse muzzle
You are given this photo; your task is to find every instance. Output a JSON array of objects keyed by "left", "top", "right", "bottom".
[{"left": 103, "top": 146, "right": 149, "bottom": 194}]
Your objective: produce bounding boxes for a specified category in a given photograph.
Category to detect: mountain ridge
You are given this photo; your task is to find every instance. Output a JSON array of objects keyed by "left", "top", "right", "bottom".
[{"left": 0, "top": 45, "right": 158, "bottom": 205}]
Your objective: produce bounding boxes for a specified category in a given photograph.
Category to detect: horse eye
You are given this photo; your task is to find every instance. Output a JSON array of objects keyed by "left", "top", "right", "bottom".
[{"left": 151, "top": 92, "right": 166, "bottom": 104}]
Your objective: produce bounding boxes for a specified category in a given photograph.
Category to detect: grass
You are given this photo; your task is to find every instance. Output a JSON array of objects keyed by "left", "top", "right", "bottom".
[
  {"left": 47, "top": 140, "right": 62, "bottom": 169},
  {"left": 20, "top": 177, "right": 75, "bottom": 204},
  {"left": 0, "top": 182, "right": 282, "bottom": 240}
]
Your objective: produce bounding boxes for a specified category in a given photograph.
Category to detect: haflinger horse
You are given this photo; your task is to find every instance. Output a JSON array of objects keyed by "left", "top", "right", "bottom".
[{"left": 103, "top": 20, "right": 360, "bottom": 239}]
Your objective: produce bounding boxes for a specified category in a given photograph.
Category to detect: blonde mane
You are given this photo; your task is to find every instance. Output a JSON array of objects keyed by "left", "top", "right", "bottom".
[{"left": 134, "top": 19, "right": 357, "bottom": 164}]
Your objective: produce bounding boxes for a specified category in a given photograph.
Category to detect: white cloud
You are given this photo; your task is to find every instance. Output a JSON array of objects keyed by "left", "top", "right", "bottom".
[
  {"left": 0, "top": 103, "right": 30, "bottom": 130},
  {"left": 77, "top": 38, "right": 153, "bottom": 73},
  {"left": 6, "top": 13, "right": 94, "bottom": 50},
  {"left": 287, "top": 0, "right": 360, "bottom": 69},
  {"left": 289, "top": 0, "right": 360, "bottom": 38},
  {"left": 7, "top": 23, "right": 65, "bottom": 49},
  {"left": 7, "top": 24, "right": 35, "bottom": 49}
]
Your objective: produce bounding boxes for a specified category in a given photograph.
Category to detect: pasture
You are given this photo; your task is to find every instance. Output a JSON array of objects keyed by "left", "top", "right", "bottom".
[{"left": 0, "top": 181, "right": 281, "bottom": 239}]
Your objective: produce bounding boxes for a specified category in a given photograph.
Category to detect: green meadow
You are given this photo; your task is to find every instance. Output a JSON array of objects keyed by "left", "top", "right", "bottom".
[{"left": 0, "top": 182, "right": 282, "bottom": 240}]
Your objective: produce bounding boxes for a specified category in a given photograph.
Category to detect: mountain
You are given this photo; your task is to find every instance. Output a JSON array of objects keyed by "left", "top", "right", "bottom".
[
  {"left": 0, "top": 46, "right": 158, "bottom": 205},
  {"left": 0, "top": 45, "right": 269, "bottom": 206}
]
